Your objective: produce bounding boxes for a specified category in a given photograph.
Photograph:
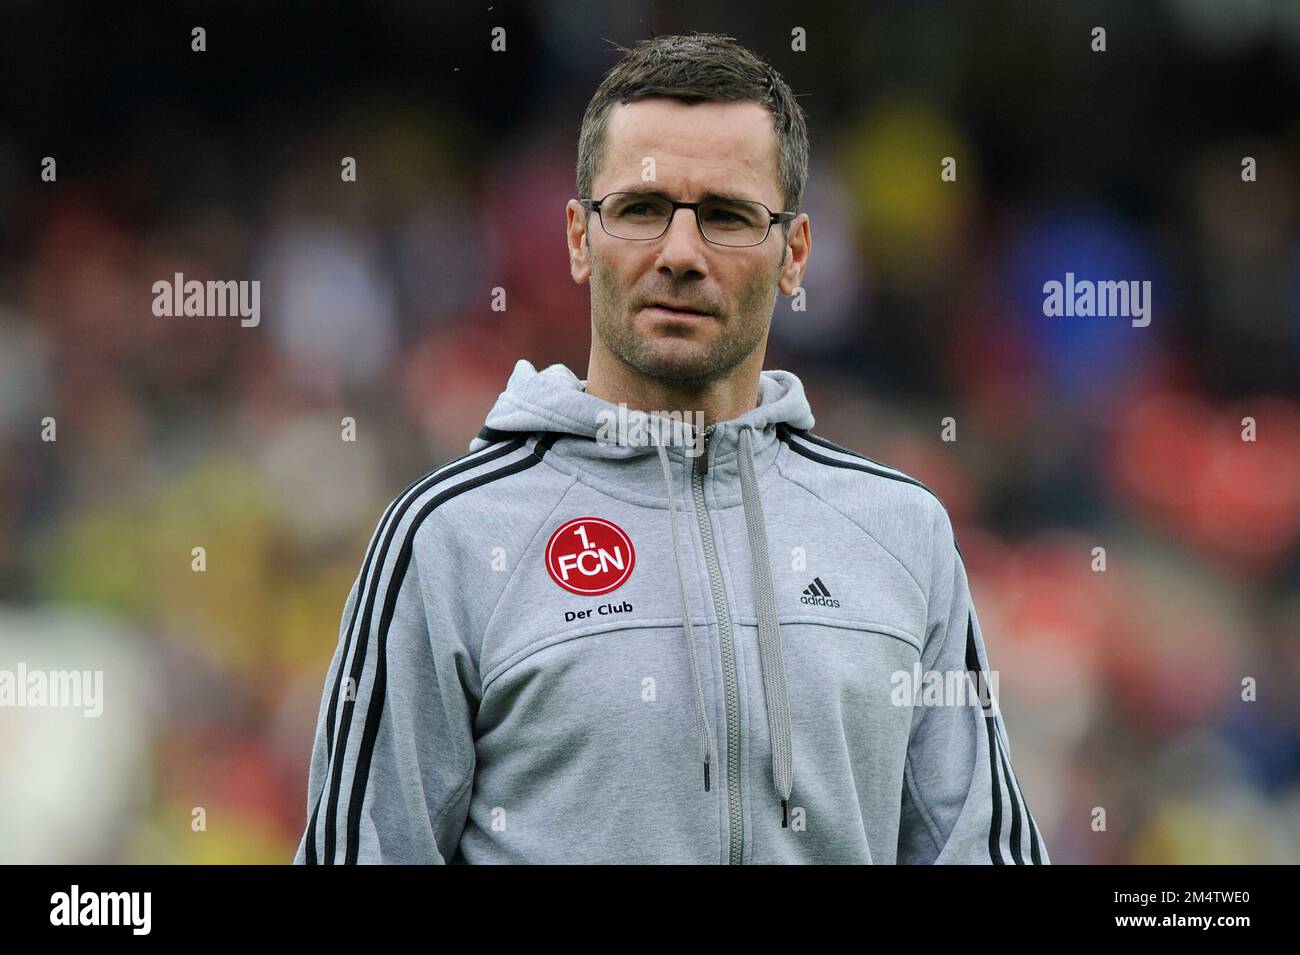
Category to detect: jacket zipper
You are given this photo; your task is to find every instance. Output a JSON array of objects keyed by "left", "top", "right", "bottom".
[{"left": 691, "top": 424, "right": 744, "bottom": 865}]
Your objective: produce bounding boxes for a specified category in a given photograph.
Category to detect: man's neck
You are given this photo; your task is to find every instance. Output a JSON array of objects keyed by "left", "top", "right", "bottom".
[{"left": 584, "top": 348, "right": 764, "bottom": 429}]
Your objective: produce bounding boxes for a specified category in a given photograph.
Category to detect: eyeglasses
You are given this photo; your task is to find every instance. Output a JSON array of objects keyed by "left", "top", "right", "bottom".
[{"left": 579, "top": 191, "right": 796, "bottom": 248}]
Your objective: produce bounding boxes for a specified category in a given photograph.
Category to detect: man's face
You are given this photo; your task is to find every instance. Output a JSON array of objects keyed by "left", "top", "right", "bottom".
[{"left": 568, "top": 98, "right": 809, "bottom": 386}]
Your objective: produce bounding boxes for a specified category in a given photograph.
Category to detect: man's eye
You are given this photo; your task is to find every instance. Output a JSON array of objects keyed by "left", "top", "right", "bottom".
[
  {"left": 610, "top": 201, "right": 661, "bottom": 218},
  {"left": 704, "top": 206, "right": 755, "bottom": 227}
]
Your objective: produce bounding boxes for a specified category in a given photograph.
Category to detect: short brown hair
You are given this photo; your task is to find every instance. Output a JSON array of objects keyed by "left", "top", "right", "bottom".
[{"left": 576, "top": 32, "right": 809, "bottom": 222}]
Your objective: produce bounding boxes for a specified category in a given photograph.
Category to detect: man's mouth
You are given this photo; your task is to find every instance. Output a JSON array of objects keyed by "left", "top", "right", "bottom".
[{"left": 643, "top": 301, "right": 713, "bottom": 318}]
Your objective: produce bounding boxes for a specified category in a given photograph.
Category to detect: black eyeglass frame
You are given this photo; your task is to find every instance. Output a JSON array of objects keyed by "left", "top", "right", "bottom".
[{"left": 578, "top": 191, "right": 797, "bottom": 248}]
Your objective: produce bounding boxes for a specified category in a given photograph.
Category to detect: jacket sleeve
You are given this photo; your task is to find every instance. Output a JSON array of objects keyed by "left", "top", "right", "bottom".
[
  {"left": 294, "top": 507, "right": 479, "bottom": 864},
  {"left": 896, "top": 498, "right": 1049, "bottom": 864}
]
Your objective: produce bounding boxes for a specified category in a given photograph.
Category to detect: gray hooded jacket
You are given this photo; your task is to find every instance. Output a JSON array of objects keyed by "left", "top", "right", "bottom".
[{"left": 294, "top": 359, "right": 1049, "bottom": 864}]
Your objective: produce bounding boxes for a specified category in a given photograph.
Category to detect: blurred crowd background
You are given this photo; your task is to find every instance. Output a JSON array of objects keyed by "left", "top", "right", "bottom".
[{"left": 1, "top": 1, "right": 1298, "bottom": 863}]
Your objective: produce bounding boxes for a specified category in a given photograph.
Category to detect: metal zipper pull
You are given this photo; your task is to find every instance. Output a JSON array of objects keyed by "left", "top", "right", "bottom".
[{"left": 694, "top": 424, "right": 714, "bottom": 476}]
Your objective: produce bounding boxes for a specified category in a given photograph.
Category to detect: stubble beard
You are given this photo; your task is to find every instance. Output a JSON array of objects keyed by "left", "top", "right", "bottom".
[{"left": 587, "top": 238, "right": 783, "bottom": 387}]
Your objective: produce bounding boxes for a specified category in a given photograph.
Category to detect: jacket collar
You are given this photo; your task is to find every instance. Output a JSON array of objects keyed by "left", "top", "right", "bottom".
[{"left": 469, "top": 359, "right": 815, "bottom": 507}]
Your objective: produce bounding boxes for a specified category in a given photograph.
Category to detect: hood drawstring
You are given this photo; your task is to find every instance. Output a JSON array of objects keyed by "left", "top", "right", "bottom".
[
  {"left": 653, "top": 432, "right": 715, "bottom": 793},
  {"left": 737, "top": 426, "right": 795, "bottom": 827},
  {"left": 652, "top": 424, "right": 795, "bottom": 827}
]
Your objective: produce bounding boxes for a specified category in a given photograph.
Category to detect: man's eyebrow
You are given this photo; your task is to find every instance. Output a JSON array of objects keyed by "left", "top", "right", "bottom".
[{"left": 616, "top": 187, "right": 756, "bottom": 203}]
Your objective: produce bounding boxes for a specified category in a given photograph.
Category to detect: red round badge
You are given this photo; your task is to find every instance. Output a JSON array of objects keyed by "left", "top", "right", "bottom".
[{"left": 545, "top": 517, "right": 636, "bottom": 595}]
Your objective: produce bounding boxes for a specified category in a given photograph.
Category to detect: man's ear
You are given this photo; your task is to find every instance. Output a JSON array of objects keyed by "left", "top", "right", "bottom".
[
  {"left": 777, "top": 212, "right": 810, "bottom": 296},
  {"left": 567, "top": 199, "right": 592, "bottom": 285}
]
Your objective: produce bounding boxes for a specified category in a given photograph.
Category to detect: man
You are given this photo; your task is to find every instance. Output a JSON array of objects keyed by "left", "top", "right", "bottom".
[{"left": 294, "top": 32, "right": 1048, "bottom": 864}]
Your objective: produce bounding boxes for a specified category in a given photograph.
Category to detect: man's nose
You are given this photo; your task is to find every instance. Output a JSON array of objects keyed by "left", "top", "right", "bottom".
[{"left": 655, "top": 207, "right": 709, "bottom": 275}]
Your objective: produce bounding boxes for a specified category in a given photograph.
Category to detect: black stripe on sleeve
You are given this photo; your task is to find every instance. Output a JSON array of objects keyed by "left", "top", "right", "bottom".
[
  {"left": 996, "top": 729, "right": 1045, "bottom": 864},
  {"left": 776, "top": 424, "right": 943, "bottom": 504},
  {"left": 966, "top": 612, "right": 1005, "bottom": 865},
  {"left": 305, "top": 436, "right": 526, "bottom": 864},
  {"left": 966, "top": 610, "right": 1046, "bottom": 864},
  {"left": 341, "top": 439, "right": 553, "bottom": 863},
  {"left": 995, "top": 738, "right": 1025, "bottom": 864},
  {"left": 476, "top": 425, "right": 518, "bottom": 443}
]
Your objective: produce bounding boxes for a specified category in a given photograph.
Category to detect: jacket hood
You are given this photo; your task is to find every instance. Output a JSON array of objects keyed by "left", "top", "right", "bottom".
[{"left": 469, "top": 359, "right": 815, "bottom": 453}]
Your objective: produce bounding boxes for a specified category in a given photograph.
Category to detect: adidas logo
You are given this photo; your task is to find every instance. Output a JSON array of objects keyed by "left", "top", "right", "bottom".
[{"left": 800, "top": 576, "right": 840, "bottom": 608}]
